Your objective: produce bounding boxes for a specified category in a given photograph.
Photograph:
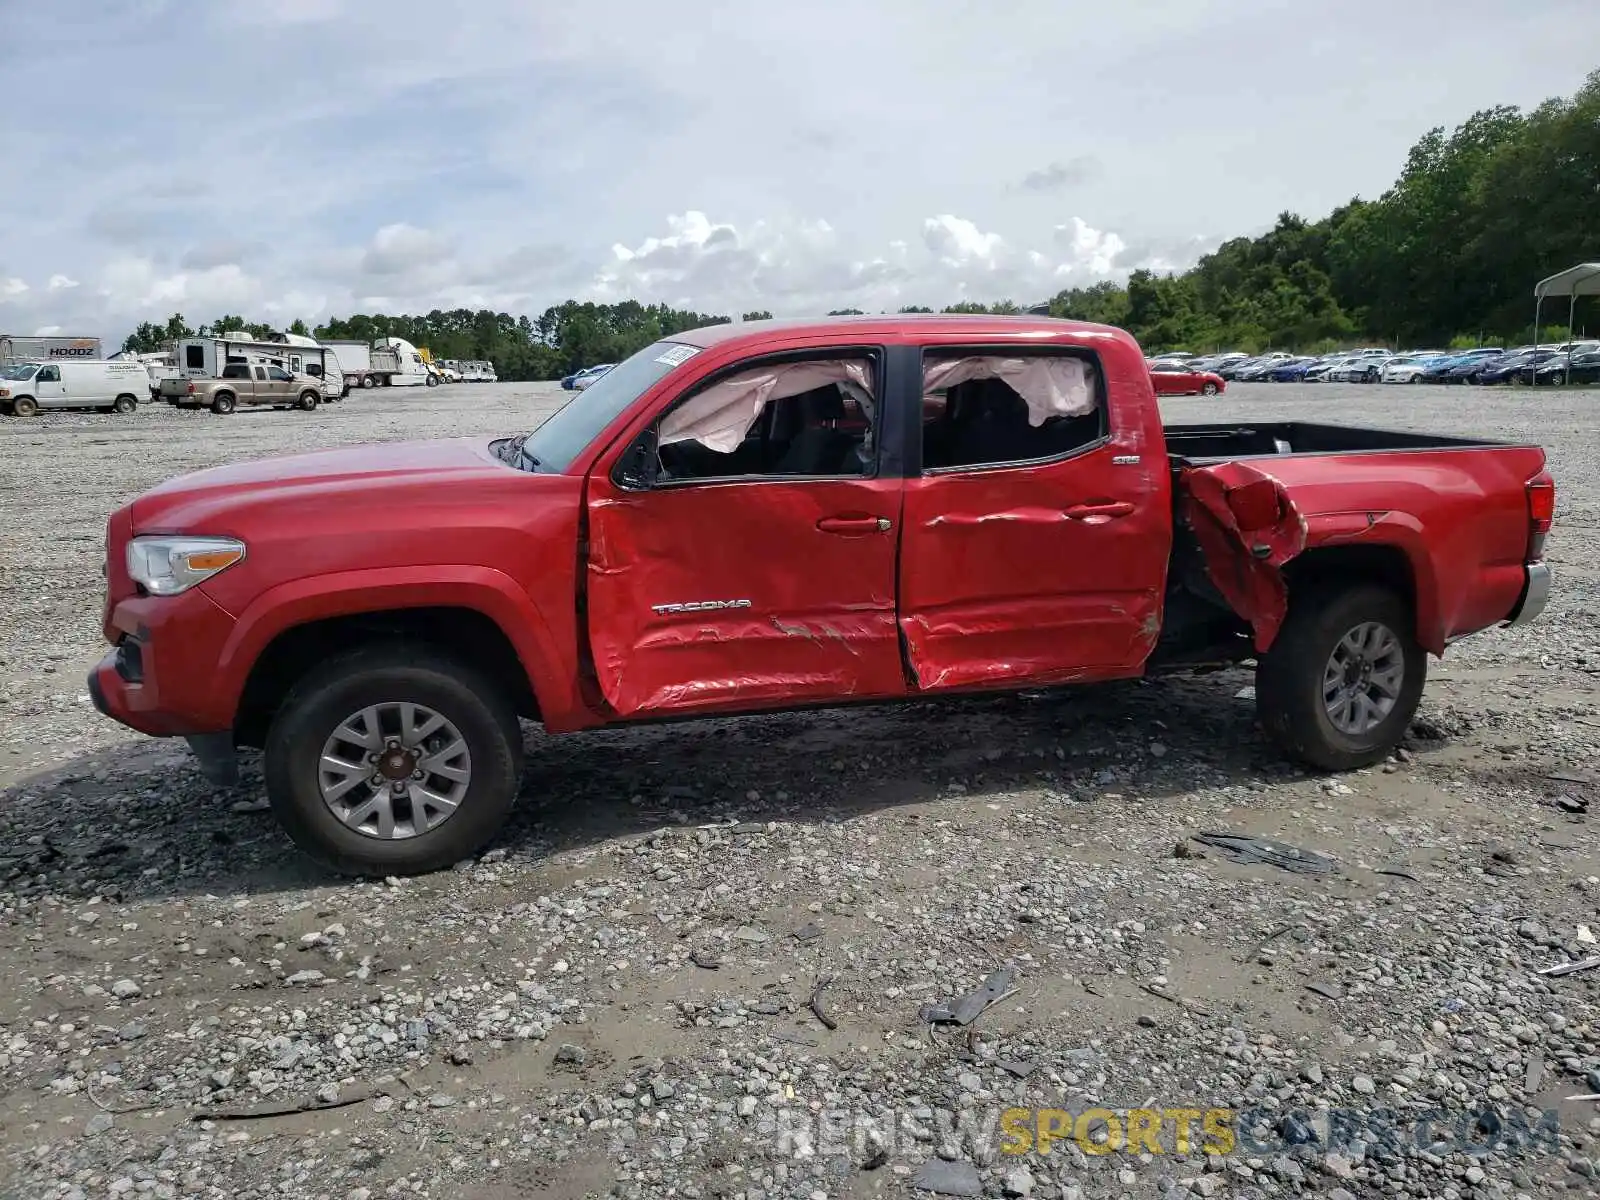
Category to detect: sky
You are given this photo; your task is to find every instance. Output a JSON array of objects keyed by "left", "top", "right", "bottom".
[{"left": 1, "top": 0, "right": 1596, "bottom": 345}]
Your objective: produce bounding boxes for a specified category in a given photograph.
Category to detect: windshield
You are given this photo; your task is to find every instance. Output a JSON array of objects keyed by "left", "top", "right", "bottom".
[
  {"left": 515, "top": 341, "right": 700, "bottom": 472},
  {"left": 1, "top": 363, "right": 38, "bottom": 381}
]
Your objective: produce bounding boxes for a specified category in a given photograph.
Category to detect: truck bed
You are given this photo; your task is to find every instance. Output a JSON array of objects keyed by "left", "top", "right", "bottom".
[{"left": 1164, "top": 421, "right": 1520, "bottom": 464}]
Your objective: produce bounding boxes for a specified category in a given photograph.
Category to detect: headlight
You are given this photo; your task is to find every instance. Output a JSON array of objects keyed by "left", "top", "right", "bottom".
[{"left": 126, "top": 535, "right": 246, "bottom": 596}]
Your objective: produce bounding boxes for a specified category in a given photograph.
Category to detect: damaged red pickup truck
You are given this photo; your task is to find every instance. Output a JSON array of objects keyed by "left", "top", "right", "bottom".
[{"left": 89, "top": 315, "right": 1556, "bottom": 874}]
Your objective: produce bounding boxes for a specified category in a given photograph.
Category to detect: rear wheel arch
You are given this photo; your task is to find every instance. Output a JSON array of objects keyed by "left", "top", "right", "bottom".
[
  {"left": 233, "top": 606, "right": 542, "bottom": 750},
  {"left": 1280, "top": 542, "right": 1435, "bottom": 651}
]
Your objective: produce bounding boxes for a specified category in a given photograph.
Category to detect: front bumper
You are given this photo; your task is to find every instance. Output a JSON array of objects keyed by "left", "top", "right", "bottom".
[
  {"left": 88, "top": 585, "right": 239, "bottom": 737},
  {"left": 1504, "top": 562, "right": 1552, "bottom": 628}
]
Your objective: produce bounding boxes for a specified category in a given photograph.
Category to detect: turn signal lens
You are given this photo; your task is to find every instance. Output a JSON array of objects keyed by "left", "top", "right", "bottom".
[{"left": 126, "top": 536, "right": 246, "bottom": 596}]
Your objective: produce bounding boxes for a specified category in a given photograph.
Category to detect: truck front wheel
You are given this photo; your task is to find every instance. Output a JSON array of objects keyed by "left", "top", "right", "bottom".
[
  {"left": 1256, "top": 584, "right": 1426, "bottom": 771},
  {"left": 263, "top": 647, "right": 524, "bottom": 875},
  {"left": 297, "top": 390, "right": 320, "bottom": 411}
]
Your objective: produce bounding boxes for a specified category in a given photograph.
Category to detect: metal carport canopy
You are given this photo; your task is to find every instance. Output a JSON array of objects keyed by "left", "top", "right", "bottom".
[
  {"left": 1534, "top": 263, "right": 1600, "bottom": 298},
  {"left": 1532, "top": 263, "right": 1600, "bottom": 349}
]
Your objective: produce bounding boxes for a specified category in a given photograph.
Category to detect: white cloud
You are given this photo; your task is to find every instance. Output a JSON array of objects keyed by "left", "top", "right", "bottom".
[
  {"left": 591, "top": 210, "right": 1165, "bottom": 314},
  {"left": 2, "top": 278, "right": 28, "bottom": 299},
  {"left": 360, "top": 224, "right": 453, "bottom": 278},
  {"left": 48, "top": 274, "right": 80, "bottom": 290},
  {"left": 1053, "top": 218, "right": 1127, "bottom": 277},
  {"left": 97, "top": 258, "right": 264, "bottom": 314},
  {"left": 923, "top": 216, "right": 1004, "bottom": 267},
  {"left": 33, "top": 325, "right": 63, "bottom": 336}
]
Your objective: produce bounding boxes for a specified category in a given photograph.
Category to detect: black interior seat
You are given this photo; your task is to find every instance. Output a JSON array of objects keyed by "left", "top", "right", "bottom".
[
  {"left": 950, "top": 379, "right": 1037, "bottom": 465},
  {"left": 772, "top": 386, "right": 860, "bottom": 475}
]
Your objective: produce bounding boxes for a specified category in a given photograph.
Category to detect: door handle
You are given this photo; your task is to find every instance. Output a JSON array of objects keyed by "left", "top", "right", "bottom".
[
  {"left": 817, "top": 515, "right": 892, "bottom": 535},
  {"left": 1065, "top": 501, "right": 1135, "bottom": 520}
]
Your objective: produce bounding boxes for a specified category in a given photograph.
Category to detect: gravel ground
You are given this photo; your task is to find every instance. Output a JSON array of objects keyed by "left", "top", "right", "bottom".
[{"left": 1, "top": 381, "right": 1597, "bottom": 1200}]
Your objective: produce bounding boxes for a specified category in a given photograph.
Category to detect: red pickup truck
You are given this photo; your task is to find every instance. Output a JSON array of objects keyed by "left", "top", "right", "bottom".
[{"left": 89, "top": 315, "right": 1556, "bottom": 875}]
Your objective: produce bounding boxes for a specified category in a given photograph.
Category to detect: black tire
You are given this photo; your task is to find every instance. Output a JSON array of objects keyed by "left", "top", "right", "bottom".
[
  {"left": 425, "top": 374, "right": 439, "bottom": 388},
  {"left": 360, "top": 374, "right": 375, "bottom": 389},
  {"left": 1201, "top": 381, "right": 1219, "bottom": 396},
  {"left": 13, "top": 396, "right": 38, "bottom": 417},
  {"left": 211, "top": 392, "right": 237, "bottom": 415},
  {"left": 297, "top": 390, "right": 320, "bottom": 411},
  {"left": 114, "top": 394, "right": 138, "bottom": 413},
  {"left": 263, "top": 646, "right": 524, "bottom": 875},
  {"left": 1256, "top": 583, "right": 1426, "bottom": 772}
]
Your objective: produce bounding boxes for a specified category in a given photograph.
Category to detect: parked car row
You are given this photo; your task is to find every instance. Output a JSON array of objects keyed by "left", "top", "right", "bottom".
[
  {"left": 1145, "top": 343, "right": 1600, "bottom": 387},
  {"left": 1412, "top": 343, "right": 1600, "bottom": 386}
]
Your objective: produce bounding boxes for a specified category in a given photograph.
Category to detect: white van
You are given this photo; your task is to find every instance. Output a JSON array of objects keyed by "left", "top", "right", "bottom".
[{"left": 0, "top": 359, "right": 149, "bottom": 416}]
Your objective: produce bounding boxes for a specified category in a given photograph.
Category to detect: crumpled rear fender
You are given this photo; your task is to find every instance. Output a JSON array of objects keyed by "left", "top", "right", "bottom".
[{"left": 1180, "top": 461, "right": 1309, "bottom": 651}]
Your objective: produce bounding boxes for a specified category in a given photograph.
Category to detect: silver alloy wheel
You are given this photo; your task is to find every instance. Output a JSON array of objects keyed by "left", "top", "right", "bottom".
[
  {"left": 1322, "top": 621, "right": 1405, "bottom": 736},
  {"left": 317, "top": 702, "right": 472, "bottom": 839}
]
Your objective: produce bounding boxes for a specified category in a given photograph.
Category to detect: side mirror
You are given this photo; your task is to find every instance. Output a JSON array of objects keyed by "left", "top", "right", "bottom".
[{"left": 613, "top": 432, "right": 660, "bottom": 491}]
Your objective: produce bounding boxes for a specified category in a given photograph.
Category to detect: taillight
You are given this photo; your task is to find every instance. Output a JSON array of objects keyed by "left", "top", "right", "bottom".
[
  {"left": 1526, "top": 470, "right": 1554, "bottom": 559},
  {"left": 187, "top": 381, "right": 196, "bottom": 394}
]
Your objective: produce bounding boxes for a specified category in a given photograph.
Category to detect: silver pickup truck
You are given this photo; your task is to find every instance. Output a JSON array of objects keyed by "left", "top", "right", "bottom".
[{"left": 160, "top": 361, "right": 324, "bottom": 414}]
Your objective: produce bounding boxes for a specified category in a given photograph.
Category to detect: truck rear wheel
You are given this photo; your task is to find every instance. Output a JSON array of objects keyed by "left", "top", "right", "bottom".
[
  {"left": 1256, "top": 584, "right": 1426, "bottom": 771},
  {"left": 211, "top": 392, "right": 236, "bottom": 415},
  {"left": 263, "top": 647, "right": 524, "bottom": 876}
]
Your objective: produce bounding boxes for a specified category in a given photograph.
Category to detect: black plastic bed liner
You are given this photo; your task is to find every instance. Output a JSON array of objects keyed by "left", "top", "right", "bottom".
[{"left": 1163, "top": 420, "right": 1519, "bottom": 463}]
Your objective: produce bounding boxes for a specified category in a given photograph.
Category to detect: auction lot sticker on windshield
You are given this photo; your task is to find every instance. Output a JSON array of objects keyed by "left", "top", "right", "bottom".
[{"left": 655, "top": 345, "right": 701, "bottom": 367}]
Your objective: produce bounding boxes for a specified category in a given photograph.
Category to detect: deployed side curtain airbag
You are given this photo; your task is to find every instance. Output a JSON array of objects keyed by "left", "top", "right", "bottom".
[
  {"left": 660, "top": 361, "right": 873, "bottom": 452},
  {"left": 923, "top": 356, "right": 1096, "bottom": 425}
]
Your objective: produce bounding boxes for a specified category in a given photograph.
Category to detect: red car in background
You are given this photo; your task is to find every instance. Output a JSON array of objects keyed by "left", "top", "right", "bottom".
[{"left": 1150, "top": 363, "right": 1225, "bottom": 396}]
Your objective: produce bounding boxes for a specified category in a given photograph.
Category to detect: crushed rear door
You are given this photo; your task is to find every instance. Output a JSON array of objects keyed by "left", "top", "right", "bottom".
[{"left": 1178, "top": 461, "right": 1308, "bottom": 650}]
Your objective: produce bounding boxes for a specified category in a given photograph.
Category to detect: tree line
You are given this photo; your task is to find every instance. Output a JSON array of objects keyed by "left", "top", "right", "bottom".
[{"left": 121, "top": 70, "right": 1598, "bottom": 371}]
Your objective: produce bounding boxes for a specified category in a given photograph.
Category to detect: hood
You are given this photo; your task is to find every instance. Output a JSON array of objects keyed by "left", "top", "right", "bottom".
[{"left": 130, "top": 437, "right": 514, "bottom": 532}]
